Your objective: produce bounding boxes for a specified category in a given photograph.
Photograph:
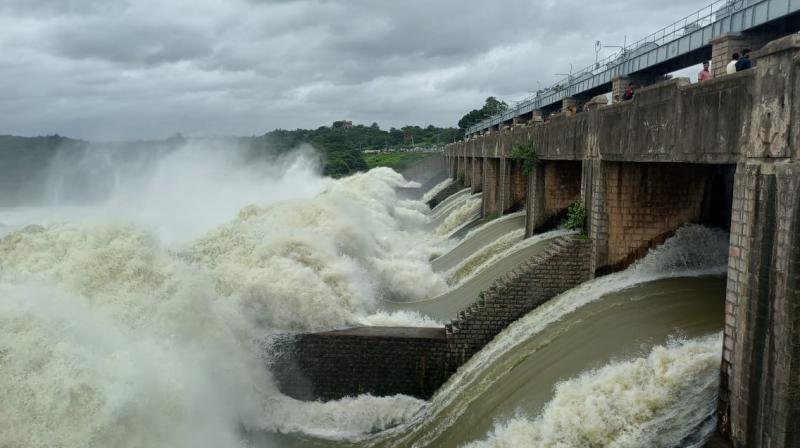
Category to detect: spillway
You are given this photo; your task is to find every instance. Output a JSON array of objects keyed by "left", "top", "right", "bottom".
[
  {"left": 428, "top": 192, "right": 482, "bottom": 234},
  {"left": 384, "top": 230, "right": 566, "bottom": 320},
  {"left": 431, "top": 212, "right": 526, "bottom": 273},
  {"left": 265, "top": 226, "right": 729, "bottom": 448},
  {"left": 389, "top": 276, "right": 724, "bottom": 448},
  {"left": 429, "top": 188, "right": 470, "bottom": 216}
]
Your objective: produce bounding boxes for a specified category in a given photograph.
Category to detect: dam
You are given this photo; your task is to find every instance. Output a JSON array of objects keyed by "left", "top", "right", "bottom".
[
  {"left": 2, "top": 3, "right": 800, "bottom": 448},
  {"left": 270, "top": 34, "right": 800, "bottom": 447}
]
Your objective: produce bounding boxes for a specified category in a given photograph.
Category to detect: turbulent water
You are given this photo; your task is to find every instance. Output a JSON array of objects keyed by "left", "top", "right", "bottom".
[
  {"left": 0, "top": 142, "right": 457, "bottom": 448},
  {"left": 0, "top": 140, "right": 730, "bottom": 448},
  {"left": 309, "top": 225, "right": 729, "bottom": 448}
]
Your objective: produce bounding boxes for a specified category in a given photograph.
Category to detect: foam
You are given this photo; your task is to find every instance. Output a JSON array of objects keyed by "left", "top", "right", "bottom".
[
  {"left": 464, "top": 334, "right": 722, "bottom": 448},
  {"left": 436, "top": 195, "right": 482, "bottom": 236},
  {"left": 0, "top": 154, "right": 450, "bottom": 447}
]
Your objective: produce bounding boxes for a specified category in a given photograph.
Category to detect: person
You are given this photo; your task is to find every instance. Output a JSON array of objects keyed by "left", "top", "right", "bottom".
[
  {"left": 698, "top": 61, "right": 712, "bottom": 82},
  {"left": 726, "top": 53, "right": 739, "bottom": 74},
  {"left": 736, "top": 48, "right": 752, "bottom": 71},
  {"left": 622, "top": 82, "right": 634, "bottom": 101}
]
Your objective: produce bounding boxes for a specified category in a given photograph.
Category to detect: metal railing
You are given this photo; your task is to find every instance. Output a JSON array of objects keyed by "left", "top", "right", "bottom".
[{"left": 466, "top": 0, "right": 756, "bottom": 135}]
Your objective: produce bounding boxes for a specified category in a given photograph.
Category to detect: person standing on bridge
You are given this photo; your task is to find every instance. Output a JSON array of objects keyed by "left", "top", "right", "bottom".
[
  {"left": 735, "top": 49, "right": 753, "bottom": 71},
  {"left": 726, "top": 53, "right": 740, "bottom": 74},
  {"left": 698, "top": 61, "right": 712, "bottom": 82}
]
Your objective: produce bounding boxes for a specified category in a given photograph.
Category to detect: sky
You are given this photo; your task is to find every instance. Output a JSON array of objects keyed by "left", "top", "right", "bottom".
[{"left": 0, "top": 0, "right": 707, "bottom": 140}]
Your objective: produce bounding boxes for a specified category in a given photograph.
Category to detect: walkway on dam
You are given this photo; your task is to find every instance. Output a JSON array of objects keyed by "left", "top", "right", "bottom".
[{"left": 467, "top": 0, "right": 800, "bottom": 135}]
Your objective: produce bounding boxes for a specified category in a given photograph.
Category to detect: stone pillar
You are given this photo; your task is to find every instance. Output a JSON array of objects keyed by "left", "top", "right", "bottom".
[
  {"left": 499, "top": 157, "right": 512, "bottom": 214},
  {"left": 720, "top": 35, "right": 800, "bottom": 448},
  {"left": 463, "top": 156, "right": 472, "bottom": 187},
  {"left": 611, "top": 76, "right": 629, "bottom": 103},
  {"left": 471, "top": 157, "right": 483, "bottom": 193},
  {"left": 456, "top": 156, "right": 466, "bottom": 184},
  {"left": 562, "top": 96, "right": 589, "bottom": 116},
  {"left": 482, "top": 158, "right": 500, "bottom": 218},
  {"left": 712, "top": 31, "right": 779, "bottom": 77},
  {"left": 532, "top": 109, "right": 544, "bottom": 122},
  {"left": 525, "top": 161, "right": 546, "bottom": 238},
  {"left": 711, "top": 33, "right": 755, "bottom": 77},
  {"left": 584, "top": 158, "right": 608, "bottom": 276},
  {"left": 507, "top": 160, "right": 527, "bottom": 212}
]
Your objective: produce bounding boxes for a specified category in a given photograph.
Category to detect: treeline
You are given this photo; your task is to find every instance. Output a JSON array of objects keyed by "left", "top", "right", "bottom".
[
  {"left": 0, "top": 122, "right": 459, "bottom": 192},
  {"left": 457, "top": 97, "right": 509, "bottom": 131},
  {"left": 258, "top": 122, "right": 460, "bottom": 177}
]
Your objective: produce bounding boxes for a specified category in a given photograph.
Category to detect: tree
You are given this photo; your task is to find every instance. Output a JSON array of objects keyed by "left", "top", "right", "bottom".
[{"left": 457, "top": 96, "right": 509, "bottom": 131}]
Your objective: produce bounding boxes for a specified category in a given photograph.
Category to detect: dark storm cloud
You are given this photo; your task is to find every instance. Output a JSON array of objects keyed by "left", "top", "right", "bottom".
[{"left": 0, "top": 0, "right": 708, "bottom": 139}]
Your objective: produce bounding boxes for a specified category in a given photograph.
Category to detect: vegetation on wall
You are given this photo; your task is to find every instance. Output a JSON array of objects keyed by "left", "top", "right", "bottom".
[
  {"left": 510, "top": 139, "right": 538, "bottom": 176},
  {"left": 565, "top": 200, "right": 587, "bottom": 233}
]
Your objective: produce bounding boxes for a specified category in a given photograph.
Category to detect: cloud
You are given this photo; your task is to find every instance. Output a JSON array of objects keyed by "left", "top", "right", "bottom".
[{"left": 0, "top": 0, "right": 710, "bottom": 140}]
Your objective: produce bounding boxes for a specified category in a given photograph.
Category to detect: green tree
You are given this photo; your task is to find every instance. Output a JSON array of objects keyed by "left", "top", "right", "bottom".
[{"left": 457, "top": 96, "right": 509, "bottom": 131}]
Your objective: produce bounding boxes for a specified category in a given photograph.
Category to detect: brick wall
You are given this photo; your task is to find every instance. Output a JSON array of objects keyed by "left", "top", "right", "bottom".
[
  {"left": 268, "top": 327, "right": 452, "bottom": 401},
  {"left": 601, "top": 162, "right": 710, "bottom": 270},
  {"left": 445, "top": 236, "right": 592, "bottom": 365},
  {"left": 525, "top": 160, "right": 582, "bottom": 236},
  {"left": 471, "top": 157, "right": 484, "bottom": 193},
  {"left": 544, "top": 161, "right": 582, "bottom": 216},
  {"left": 508, "top": 160, "right": 527, "bottom": 211},
  {"left": 483, "top": 158, "right": 500, "bottom": 217},
  {"left": 270, "top": 238, "right": 592, "bottom": 402}
]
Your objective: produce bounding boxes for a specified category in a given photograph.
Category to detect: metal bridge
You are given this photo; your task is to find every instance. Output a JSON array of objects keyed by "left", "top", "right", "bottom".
[{"left": 465, "top": 0, "right": 800, "bottom": 136}]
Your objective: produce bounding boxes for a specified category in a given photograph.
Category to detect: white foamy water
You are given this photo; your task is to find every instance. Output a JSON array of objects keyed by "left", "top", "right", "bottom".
[
  {"left": 422, "top": 178, "right": 453, "bottom": 204},
  {"left": 436, "top": 194, "right": 482, "bottom": 236},
  {"left": 429, "top": 188, "right": 471, "bottom": 218},
  {"left": 446, "top": 228, "right": 571, "bottom": 288},
  {"left": 0, "top": 143, "right": 452, "bottom": 448},
  {"left": 464, "top": 334, "right": 722, "bottom": 448}
]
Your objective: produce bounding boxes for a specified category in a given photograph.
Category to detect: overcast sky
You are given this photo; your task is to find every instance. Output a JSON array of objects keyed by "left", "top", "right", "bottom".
[{"left": 1, "top": 0, "right": 706, "bottom": 140}]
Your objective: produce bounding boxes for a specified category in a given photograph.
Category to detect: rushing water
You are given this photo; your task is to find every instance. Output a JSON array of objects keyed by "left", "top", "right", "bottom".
[
  {"left": 270, "top": 226, "right": 729, "bottom": 448},
  {"left": 431, "top": 212, "right": 525, "bottom": 273},
  {"left": 0, "top": 141, "right": 729, "bottom": 448}
]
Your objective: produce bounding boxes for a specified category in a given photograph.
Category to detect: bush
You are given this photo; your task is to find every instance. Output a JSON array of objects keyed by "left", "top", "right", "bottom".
[
  {"left": 510, "top": 140, "right": 537, "bottom": 175},
  {"left": 565, "top": 200, "right": 586, "bottom": 233}
]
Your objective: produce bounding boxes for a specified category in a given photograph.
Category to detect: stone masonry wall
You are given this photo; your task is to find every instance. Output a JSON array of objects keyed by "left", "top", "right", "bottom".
[
  {"left": 269, "top": 327, "right": 452, "bottom": 401},
  {"left": 718, "top": 36, "right": 800, "bottom": 448},
  {"left": 721, "top": 162, "right": 800, "bottom": 447},
  {"left": 508, "top": 160, "right": 527, "bottom": 211},
  {"left": 601, "top": 162, "right": 710, "bottom": 271},
  {"left": 445, "top": 236, "right": 592, "bottom": 365},
  {"left": 525, "top": 160, "right": 582, "bottom": 237},
  {"left": 471, "top": 157, "right": 484, "bottom": 193},
  {"left": 544, "top": 161, "right": 582, "bottom": 217},
  {"left": 482, "top": 158, "right": 500, "bottom": 217}
]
